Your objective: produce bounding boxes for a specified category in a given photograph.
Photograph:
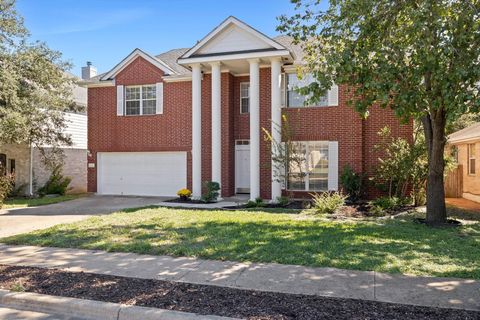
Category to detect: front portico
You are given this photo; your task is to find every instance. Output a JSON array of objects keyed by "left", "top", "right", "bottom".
[{"left": 178, "top": 16, "right": 293, "bottom": 201}]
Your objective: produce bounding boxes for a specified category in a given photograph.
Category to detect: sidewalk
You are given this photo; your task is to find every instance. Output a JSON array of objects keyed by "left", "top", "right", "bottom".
[{"left": 0, "top": 244, "right": 478, "bottom": 311}]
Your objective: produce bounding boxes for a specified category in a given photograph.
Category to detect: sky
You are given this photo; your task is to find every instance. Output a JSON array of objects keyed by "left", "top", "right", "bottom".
[{"left": 16, "top": 0, "right": 298, "bottom": 77}]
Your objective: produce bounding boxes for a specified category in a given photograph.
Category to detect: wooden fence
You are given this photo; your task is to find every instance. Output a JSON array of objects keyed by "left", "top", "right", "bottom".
[{"left": 444, "top": 165, "right": 463, "bottom": 198}]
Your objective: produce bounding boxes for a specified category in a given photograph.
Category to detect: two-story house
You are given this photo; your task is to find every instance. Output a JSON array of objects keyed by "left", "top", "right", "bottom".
[{"left": 84, "top": 16, "right": 412, "bottom": 200}]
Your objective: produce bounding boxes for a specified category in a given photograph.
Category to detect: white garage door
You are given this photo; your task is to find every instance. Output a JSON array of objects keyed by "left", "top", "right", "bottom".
[{"left": 97, "top": 152, "right": 187, "bottom": 197}]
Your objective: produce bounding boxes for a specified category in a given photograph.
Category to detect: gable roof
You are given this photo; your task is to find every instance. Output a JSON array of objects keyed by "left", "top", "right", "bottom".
[
  {"left": 179, "top": 16, "right": 287, "bottom": 60},
  {"left": 155, "top": 48, "right": 191, "bottom": 75},
  {"left": 100, "top": 48, "right": 176, "bottom": 81},
  {"left": 448, "top": 122, "right": 480, "bottom": 144}
]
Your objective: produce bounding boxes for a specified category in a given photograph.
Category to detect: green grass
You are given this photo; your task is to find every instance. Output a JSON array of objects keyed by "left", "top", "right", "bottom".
[
  {"left": 2, "top": 195, "right": 82, "bottom": 209},
  {"left": 1, "top": 206, "right": 479, "bottom": 279}
]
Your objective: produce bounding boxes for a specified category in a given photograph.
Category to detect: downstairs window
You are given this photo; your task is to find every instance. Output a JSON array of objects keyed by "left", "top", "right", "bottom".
[{"left": 287, "top": 141, "right": 329, "bottom": 191}]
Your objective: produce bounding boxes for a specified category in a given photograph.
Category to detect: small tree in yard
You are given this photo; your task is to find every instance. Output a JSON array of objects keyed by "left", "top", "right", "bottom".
[
  {"left": 0, "top": 0, "right": 77, "bottom": 169},
  {"left": 279, "top": 0, "right": 480, "bottom": 225},
  {"left": 263, "top": 115, "right": 307, "bottom": 200}
]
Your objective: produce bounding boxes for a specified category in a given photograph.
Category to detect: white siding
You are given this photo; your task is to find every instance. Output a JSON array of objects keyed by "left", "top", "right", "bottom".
[
  {"left": 197, "top": 24, "right": 272, "bottom": 55},
  {"left": 64, "top": 112, "right": 87, "bottom": 149}
]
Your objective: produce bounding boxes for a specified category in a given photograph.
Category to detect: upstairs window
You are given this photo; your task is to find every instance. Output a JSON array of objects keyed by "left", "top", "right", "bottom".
[
  {"left": 285, "top": 73, "right": 328, "bottom": 108},
  {"left": 240, "top": 82, "right": 250, "bottom": 114},
  {"left": 468, "top": 143, "right": 476, "bottom": 175},
  {"left": 125, "top": 85, "right": 156, "bottom": 116}
]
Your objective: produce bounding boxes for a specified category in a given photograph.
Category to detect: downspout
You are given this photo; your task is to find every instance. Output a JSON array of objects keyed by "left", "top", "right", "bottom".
[{"left": 28, "top": 143, "right": 33, "bottom": 197}]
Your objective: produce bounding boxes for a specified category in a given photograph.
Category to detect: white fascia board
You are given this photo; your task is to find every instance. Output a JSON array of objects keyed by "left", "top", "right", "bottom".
[
  {"left": 448, "top": 137, "right": 480, "bottom": 145},
  {"left": 181, "top": 16, "right": 286, "bottom": 59},
  {"left": 178, "top": 50, "right": 291, "bottom": 65},
  {"left": 162, "top": 75, "right": 192, "bottom": 83},
  {"left": 82, "top": 80, "right": 116, "bottom": 88},
  {"left": 101, "top": 49, "right": 175, "bottom": 81}
]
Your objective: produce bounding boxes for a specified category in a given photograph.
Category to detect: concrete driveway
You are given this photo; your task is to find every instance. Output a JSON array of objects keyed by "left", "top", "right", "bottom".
[{"left": 0, "top": 195, "right": 168, "bottom": 238}]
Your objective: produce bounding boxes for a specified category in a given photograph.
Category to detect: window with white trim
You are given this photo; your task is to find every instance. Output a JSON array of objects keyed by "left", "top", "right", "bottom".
[
  {"left": 240, "top": 82, "right": 250, "bottom": 114},
  {"left": 125, "top": 85, "right": 156, "bottom": 115},
  {"left": 287, "top": 141, "right": 329, "bottom": 191},
  {"left": 285, "top": 73, "right": 327, "bottom": 108},
  {"left": 468, "top": 143, "right": 476, "bottom": 175}
]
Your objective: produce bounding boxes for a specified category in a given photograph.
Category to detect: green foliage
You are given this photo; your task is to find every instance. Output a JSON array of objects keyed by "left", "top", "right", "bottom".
[
  {"left": 0, "top": 169, "right": 13, "bottom": 208},
  {"left": 245, "top": 197, "right": 266, "bottom": 208},
  {"left": 0, "top": 0, "right": 77, "bottom": 166},
  {"left": 201, "top": 181, "right": 220, "bottom": 203},
  {"left": 371, "top": 197, "right": 408, "bottom": 211},
  {"left": 38, "top": 165, "right": 71, "bottom": 196},
  {"left": 340, "top": 165, "right": 362, "bottom": 201},
  {"left": 278, "top": 0, "right": 480, "bottom": 223},
  {"left": 310, "top": 192, "right": 346, "bottom": 214},
  {"left": 276, "top": 196, "right": 290, "bottom": 207}
]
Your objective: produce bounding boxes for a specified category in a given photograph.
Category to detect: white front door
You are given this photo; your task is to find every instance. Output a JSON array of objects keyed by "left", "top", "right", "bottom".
[
  {"left": 235, "top": 140, "right": 250, "bottom": 193},
  {"left": 97, "top": 152, "right": 187, "bottom": 197}
]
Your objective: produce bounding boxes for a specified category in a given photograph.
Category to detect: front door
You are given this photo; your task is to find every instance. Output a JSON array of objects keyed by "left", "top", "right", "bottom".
[{"left": 235, "top": 140, "right": 250, "bottom": 193}]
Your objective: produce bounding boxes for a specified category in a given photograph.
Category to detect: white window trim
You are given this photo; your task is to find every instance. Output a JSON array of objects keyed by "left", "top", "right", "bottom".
[
  {"left": 283, "top": 72, "right": 330, "bottom": 108},
  {"left": 124, "top": 85, "right": 156, "bottom": 116},
  {"left": 240, "top": 82, "right": 250, "bottom": 114},
  {"left": 468, "top": 143, "right": 476, "bottom": 175},
  {"left": 287, "top": 141, "right": 329, "bottom": 192}
]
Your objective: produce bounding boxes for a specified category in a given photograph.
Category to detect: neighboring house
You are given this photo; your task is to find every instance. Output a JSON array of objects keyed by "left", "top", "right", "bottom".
[
  {"left": 0, "top": 75, "right": 88, "bottom": 195},
  {"left": 448, "top": 123, "right": 480, "bottom": 203},
  {"left": 84, "top": 16, "right": 412, "bottom": 200}
]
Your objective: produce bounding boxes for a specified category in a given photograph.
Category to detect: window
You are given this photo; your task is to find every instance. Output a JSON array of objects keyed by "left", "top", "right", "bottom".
[
  {"left": 285, "top": 73, "right": 328, "bottom": 108},
  {"left": 0, "top": 154, "right": 6, "bottom": 176},
  {"left": 240, "top": 82, "right": 249, "bottom": 114},
  {"left": 9, "top": 159, "right": 15, "bottom": 174},
  {"left": 287, "top": 141, "right": 329, "bottom": 191},
  {"left": 125, "top": 85, "right": 156, "bottom": 115},
  {"left": 468, "top": 143, "right": 476, "bottom": 175}
]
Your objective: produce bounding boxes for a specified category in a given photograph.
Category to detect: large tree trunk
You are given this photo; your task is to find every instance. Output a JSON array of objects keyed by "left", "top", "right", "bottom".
[{"left": 421, "top": 111, "right": 447, "bottom": 225}]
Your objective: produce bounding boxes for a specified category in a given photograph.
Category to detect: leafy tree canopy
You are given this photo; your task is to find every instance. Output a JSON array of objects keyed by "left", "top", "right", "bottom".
[
  {"left": 0, "top": 0, "right": 77, "bottom": 162},
  {"left": 279, "top": 0, "right": 480, "bottom": 224}
]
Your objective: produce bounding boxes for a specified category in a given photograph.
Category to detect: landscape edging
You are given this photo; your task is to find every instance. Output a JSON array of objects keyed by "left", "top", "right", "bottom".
[{"left": 0, "top": 289, "right": 238, "bottom": 320}]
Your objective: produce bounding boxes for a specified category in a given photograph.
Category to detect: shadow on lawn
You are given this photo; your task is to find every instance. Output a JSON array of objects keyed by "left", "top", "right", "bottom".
[{"left": 3, "top": 208, "right": 479, "bottom": 279}]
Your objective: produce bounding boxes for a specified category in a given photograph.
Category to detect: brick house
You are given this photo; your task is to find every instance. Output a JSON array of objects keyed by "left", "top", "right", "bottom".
[
  {"left": 448, "top": 123, "right": 480, "bottom": 203},
  {"left": 84, "top": 16, "right": 412, "bottom": 200}
]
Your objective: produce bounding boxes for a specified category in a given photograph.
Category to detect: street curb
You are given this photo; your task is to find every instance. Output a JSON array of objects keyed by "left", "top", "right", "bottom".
[{"left": 0, "top": 289, "right": 238, "bottom": 320}]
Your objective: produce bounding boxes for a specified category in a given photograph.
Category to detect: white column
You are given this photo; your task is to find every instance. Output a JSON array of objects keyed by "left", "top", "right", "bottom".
[
  {"left": 210, "top": 62, "right": 222, "bottom": 195},
  {"left": 248, "top": 59, "right": 260, "bottom": 200},
  {"left": 270, "top": 58, "right": 282, "bottom": 202},
  {"left": 191, "top": 64, "right": 202, "bottom": 198}
]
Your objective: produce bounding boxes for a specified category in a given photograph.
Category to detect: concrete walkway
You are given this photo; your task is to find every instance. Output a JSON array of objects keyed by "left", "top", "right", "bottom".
[
  {"left": 0, "top": 245, "right": 478, "bottom": 311},
  {"left": 446, "top": 197, "right": 480, "bottom": 213}
]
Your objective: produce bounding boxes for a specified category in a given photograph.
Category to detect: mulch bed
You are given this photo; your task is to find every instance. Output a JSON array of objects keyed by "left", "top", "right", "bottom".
[
  {"left": 164, "top": 198, "right": 210, "bottom": 204},
  {"left": 0, "top": 265, "right": 477, "bottom": 320},
  {"left": 224, "top": 200, "right": 308, "bottom": 210}
]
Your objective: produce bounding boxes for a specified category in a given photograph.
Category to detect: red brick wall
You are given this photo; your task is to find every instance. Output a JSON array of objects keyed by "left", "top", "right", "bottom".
[
  {"left": 88, "top": 58, "right": 413, "bottom": 199},
  {"left": 87, "top": 56, "right": 192, "bottom": 192}
]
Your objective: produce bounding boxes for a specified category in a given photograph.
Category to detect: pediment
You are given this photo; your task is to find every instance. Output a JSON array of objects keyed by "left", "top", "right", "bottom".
[{"left": 181, "top": 16, "right": 286, "bottom": 59}]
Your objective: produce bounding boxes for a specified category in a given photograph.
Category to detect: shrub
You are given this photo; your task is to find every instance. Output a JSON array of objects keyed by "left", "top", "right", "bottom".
[
  {"left": 201, "top": 181, "right": 220, "bottom": 203},
  {"left": 276, "top": 196, "right": 290, "bottom": 207},
  {"left": 177, "top": 188, "right": 192, "bottom": 200},
  {"left": 38, "top": 165, "right": 71, "bottom": 196},
  {"left": 245, "top": 197, "right": 265, "bottom": 208},
  {"left": 0, "top": 171, "right": 14, "bottom": 209},
  {"left": 370, "top": 196, "right": 410, "bottom": 213},
  {"left": 310, "top": 192, "right": 346, "bottom": 214},
  {"left": 340, "top": 165, "right": 363, "bottom": 202}
]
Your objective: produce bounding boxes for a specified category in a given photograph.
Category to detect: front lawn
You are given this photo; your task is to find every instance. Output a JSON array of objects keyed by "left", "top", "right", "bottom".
[
  {"left": 1, "top": 206, "right": 479, "bottom": 279},
  {"left": 2, "top": 195, "right": 82, "bottom": 209}
]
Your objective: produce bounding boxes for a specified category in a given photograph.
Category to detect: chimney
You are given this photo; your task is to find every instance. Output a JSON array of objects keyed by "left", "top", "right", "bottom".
[{"left": 81, "top": 61, "right": 97, "bottom": 80}]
